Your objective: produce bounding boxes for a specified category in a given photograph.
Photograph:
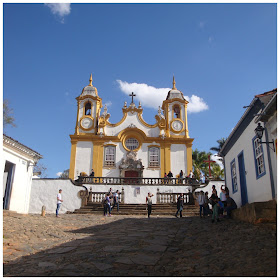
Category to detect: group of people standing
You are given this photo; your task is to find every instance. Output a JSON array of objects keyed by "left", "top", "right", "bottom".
[
  {"left": 197, "top": 185, "right": 237, "bottom": 222},
  {"left": 102, "top": 188, "right": 120, "bottom": 216}
]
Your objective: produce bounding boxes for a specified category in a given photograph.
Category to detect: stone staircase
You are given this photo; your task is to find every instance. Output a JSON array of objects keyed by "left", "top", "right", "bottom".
[{"left": 71, "top": 203, "right": 199, "bottom": 216}]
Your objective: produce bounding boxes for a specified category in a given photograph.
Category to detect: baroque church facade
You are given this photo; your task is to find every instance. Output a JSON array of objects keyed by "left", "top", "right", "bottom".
[{"left": 69, "top": 75, "right": 194, "bottom": 180}]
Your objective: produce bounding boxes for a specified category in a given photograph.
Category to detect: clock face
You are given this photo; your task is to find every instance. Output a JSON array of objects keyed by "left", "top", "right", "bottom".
[
  {"left": 81, "top": 117, "right": 93, "bottom": 129},
  {"left": 171, "top": 120, "right": 183, "bottom": 132}
]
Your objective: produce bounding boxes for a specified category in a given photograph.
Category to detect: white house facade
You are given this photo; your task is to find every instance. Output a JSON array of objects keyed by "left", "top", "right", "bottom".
[
  {"left": 3, "top": 135, "right": 42, "bottom": 214},
  {"left": 220, "top": 89, "right": 277, "bottom": 208}
]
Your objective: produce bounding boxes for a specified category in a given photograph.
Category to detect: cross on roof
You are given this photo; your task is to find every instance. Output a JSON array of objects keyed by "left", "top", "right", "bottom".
[{"left": 129, "top": 92, "right": 136, "bottom": 103}]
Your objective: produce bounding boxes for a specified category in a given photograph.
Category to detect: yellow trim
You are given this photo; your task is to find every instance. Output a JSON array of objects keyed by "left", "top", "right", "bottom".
[
  {"left": 172, "top": 104, "right": 181, "bottom": 119},
  {"left": 121, "top": 133, "right": 143, "bottom": 152},
  {"left": 138, "top": 114, "right": 158, "bottom": 128},
  {"left": 186, "top": 144, "right": 193, "bottom": 173},
  {"left": 69, "top": 141, "right": 77, "bottom": 179},
  {"left": 83, "top": 100, "right": 93, "bottom": 116},
  {"left": 79, "top": 115, "right": 94, "bottom": 131},
  {"left": 160, "top": 143, "right": 171, "bottom": 177},
  {"left": 170, "top": 119, "right": 184, "bottom": 134},
  {"left": 184, "top": 104, "right": 189, "bottom": 137},
  {"left": 92, "top": 142, "right": 103, "bottom": 177},
  {"left": 107, "top": 112, "right": 127, "bottom": 127},
  {"left": 75, "top": 101, "right": 80, "bottom": 135}
]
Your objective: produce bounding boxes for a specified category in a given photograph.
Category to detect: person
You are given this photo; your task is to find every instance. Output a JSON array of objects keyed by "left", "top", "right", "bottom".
[
  {"left": 175, "top": 193, "right": 184, "bottom": 218},
  {"left": 111, "top": 190, "right": 119, "bottom": 212},
  {"left": 212, "top": 185, "right": 217, "bottom": 196},
  {"left": 211, "top": 197, "right": 220, "bottom": 223},
  {"left": 189, "top": 170, "right": 194, "bottom": 178},
  {"left": 224, "top": 186, "right": 229, "bottom": 195},
  {"left": 179, "top": 170, "right": 184, "bottom": 178},
  {"left": 217, "top": 198, "right": 224, "bottom": 217},
  {"left": 199, "top": 173, "right": 205, "bottom": 183},
  {"left": 146, "top": 193, "right": 154, "bottom": 218},
  {"left": 197, "top": 191, "right": 206, "bottom": 218},
  {"left": 204, "top": 191, "right": 212, "bottom": 215},
  {"left": 103, "top": 193, "right": 112, "bottom": 216},
  {"left": 167, "top": 171, "right": 173, "bottom": 184},
  {"left": 164, "top": 172, "right": 167, "bottom": 184},
  {"left": 224, "top": 193, "right": 237, "bottom": 218},
  {"left": 90, "top": 169, "right": 95, "bottom": 177},
  {"left": 56, "top": 189, "right": 63, "bottom": 217},
  {"left": 220, "top": 186, "right": 227, "bottom": 208}
]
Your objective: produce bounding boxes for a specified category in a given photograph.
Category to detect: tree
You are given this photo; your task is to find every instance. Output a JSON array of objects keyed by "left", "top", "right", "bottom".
[
  {"left": 3, "top": 99, "right": 16, "bottom": 129},
  {"left": 33, "top": 162, "right": 48, "bottom": 178},
  {"left": 192, "top": 149, "right": 212, "bottom": 178},
  {"left": 59, "top": 169, "right": 69, "bottom": 178},
  {"left": 210, "top": 137, "right": 227, "bottom": 156},
  {"left": 211, "top": 163, "right": 224, "bottom": 180}
]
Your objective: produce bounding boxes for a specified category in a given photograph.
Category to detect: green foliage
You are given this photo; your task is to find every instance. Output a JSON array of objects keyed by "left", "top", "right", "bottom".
[
  {"left": 211, "top": 163, "right": 224, "bottom": 180},
  {"left": 192, "top": 149, "right": 212, "bottom": 177},
  {"left": 210, "top": 137, "right": 227, "bottom": 155},
  {"left": 3, "top": 99, "right": 16, "bottom": 129}
]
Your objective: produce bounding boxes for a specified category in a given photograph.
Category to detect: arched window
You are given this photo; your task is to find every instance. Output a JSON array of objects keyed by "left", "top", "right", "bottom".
[
  {"left": 148, "top": 147, "right": 160, "bottom": 167},
  {"left": 104, "top": 146, "right": 116, "bottom": 167},
  {"left": 85, "top": 102, "right": 91, "bottom": 116},
  {"left": 174, "top": 105, "right": 180, "bottom": 119}
]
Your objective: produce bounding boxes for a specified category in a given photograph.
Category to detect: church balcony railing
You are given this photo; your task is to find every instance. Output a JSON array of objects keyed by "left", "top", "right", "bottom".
[
  {"left": 156, "top": 190, "right": 195, "bottom": 205},
  {"left": 75, "top": 176, "right": 204, "bottom": 186}
]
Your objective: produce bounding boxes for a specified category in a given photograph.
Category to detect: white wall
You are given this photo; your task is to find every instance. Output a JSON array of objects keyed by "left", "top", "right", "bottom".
[
  {"left": 170, "top": 144, "right": 187, "bottom": 177},
  {"left": 224, "top": 119, "right": 273, "bottom": 207},
  {"left": 75, "top": 141, "right": 93, "bottom": 176},
  {"left": 3, "top": 147, "right": 35, "bottom": 214},
  {"left": 29, "top": 179, "right": 85, "bottom": 214},
  {"left": 105, "top": 111, "right": 160, "bottom": 137}
]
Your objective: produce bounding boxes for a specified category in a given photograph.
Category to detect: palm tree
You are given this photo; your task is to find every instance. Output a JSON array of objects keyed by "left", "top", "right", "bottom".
[
  {"left": 210, "top": 137, "right": 227, "bottom": 155},
  {"left": 211, "top": 163, "right": 224, "bottom": 180},
  {"left": 192, "top": 149, "right": 212, "bottom": 178}
]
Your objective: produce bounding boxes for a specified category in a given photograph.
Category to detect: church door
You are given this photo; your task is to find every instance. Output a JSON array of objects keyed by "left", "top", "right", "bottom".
[
  {"left": 125, "top": 170, "right": 139, "bottom": 177},
  {"left": 238, "top": 151, "right": 248, "bottom": 206},
  {"left": 124, "top": 170, "right": 139, "bottom": 184}
]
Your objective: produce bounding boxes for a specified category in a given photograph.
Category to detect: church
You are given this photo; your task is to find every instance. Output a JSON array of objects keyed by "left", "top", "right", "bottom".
[{"left": 69, "top": 75, "right": 194, "bottom": 180}]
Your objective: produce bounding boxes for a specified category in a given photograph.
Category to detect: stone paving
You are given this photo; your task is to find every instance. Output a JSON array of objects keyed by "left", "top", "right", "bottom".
[{"left": 3, "top": 211, "right": 277, "bottom": 277}]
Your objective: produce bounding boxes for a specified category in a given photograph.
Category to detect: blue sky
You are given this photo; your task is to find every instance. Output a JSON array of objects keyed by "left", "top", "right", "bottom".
[{"left": 3, "top": 3, "right": 277, "bottom": 178}]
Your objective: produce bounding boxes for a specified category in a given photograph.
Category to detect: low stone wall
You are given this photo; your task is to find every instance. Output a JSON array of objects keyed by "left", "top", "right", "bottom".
[
  {"left": 232, "top": 200, "right": 277, "bottom": 224},
  {"left": 29, "top": 179, "right": 85, "bottom": 214}
]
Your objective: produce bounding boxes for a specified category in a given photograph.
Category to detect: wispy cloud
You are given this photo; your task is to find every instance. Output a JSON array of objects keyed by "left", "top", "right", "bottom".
[
  {"left": 56, "top": 172, "right": 62, "bottom": 177},
  {"left": 199, "top": 21, "right": 206, "bottom": 29},
  {"left": 45, "top": 3, "right": 71, "bottom": 23},
  {"left": 208, "top": 36, "right": 214, "bottom": 43},
  {"left": 116, "top": 80, "right": 208, "bottom": 114},
  {"left": 104, "top": 101, "right": 112, "bottom": 107}
]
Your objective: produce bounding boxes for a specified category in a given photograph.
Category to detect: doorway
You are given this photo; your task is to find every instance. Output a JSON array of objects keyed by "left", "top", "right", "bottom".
[
  {"left": 238, "top": 151, "right": 248, "bottom": 206},
  {"left": 3, "top": 161, "right": 16, "bottom": 210}
]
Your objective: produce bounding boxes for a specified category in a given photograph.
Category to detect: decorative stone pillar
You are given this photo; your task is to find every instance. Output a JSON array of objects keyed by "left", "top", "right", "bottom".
[{"left": 121, "top": 187, "right": 125, "bottom": 204}]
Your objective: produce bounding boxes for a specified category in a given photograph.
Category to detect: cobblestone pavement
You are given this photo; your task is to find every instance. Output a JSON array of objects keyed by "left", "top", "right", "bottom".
[{"left": 3, "top": 211, "right": 276, "bottom": 277}]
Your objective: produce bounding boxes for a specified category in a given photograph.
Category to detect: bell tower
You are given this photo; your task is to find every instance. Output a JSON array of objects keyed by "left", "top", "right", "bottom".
[
  {"left": 162, "top": 76, "right": 189, "bottom": 138},
  {"left": 74, "top": 74, "right": 102, "bottom": 135}
]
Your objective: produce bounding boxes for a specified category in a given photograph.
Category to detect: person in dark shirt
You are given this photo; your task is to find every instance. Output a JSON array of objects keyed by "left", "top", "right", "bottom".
[
  {"left": 224, "top": 193, "right": 237, "bottom": 218},
  {"left": 175, "top": 193, "right": 184, "bottom": 218}
]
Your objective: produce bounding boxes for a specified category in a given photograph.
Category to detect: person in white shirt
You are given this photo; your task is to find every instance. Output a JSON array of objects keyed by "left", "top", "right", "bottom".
[
  {"left": 56, "top": 189, "right": 63, "bottom": 217},
  {"left": 197, "top": 191, "right": 206, "bottom": 218}
]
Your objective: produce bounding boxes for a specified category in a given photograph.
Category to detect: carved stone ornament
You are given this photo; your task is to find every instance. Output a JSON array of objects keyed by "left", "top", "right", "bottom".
[
  {"left": 128, "top": 123, "right": 136, "bottom": 128},
  {"left": 119, "top": 151, "right": 144, "bottom": 177}
]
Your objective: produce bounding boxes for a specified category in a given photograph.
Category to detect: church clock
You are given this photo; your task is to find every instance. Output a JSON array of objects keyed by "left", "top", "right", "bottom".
[
  {"left": 80, "top": 117, "right": 94, "bottom": 130},
  {"left": 170, "top": 119, "right": 184, "bottom": 133}
]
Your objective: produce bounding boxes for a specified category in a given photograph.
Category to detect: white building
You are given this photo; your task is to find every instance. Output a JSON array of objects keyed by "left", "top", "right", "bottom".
[
  {"left": 3, "top": 134, "right": 42, "bottom": 213},
  {"left": 69, "top": 74, "right": 194, "bottom": 180},
  {"left": 220, "top": 89, "right": 277, "bottom": 207}
]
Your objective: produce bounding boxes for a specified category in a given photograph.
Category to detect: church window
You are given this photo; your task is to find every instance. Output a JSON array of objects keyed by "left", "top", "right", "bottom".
[
  {"left": 125, "top": 138, "right": 139, "bottom": 151},
  {"left": 173, "top": 105, "right": 180, "bottom": 119},
  {"left": 104, "top": 146, "right": 116, "bottom": 167},
  {"left": 230, "top": 159, "right": 238, "bottom": 193},
  {"left": 148, "top": 147, "right": 160, "bottom": 167},
  {"left": 85, "top": 102, "right": 91, "bottom": 116},
  {"left": 253, "top": 137, "right": 266, "bottom": 179}
]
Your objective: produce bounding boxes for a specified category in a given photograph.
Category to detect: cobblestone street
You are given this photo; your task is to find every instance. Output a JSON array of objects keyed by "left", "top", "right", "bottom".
[{"left": 3, "top": 211, "right": 277, "bottom": 277}]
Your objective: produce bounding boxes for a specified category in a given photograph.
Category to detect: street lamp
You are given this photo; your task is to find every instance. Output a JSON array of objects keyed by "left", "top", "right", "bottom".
[{"left": 254, "top": 123, "right": 275, "bottom": 152}]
